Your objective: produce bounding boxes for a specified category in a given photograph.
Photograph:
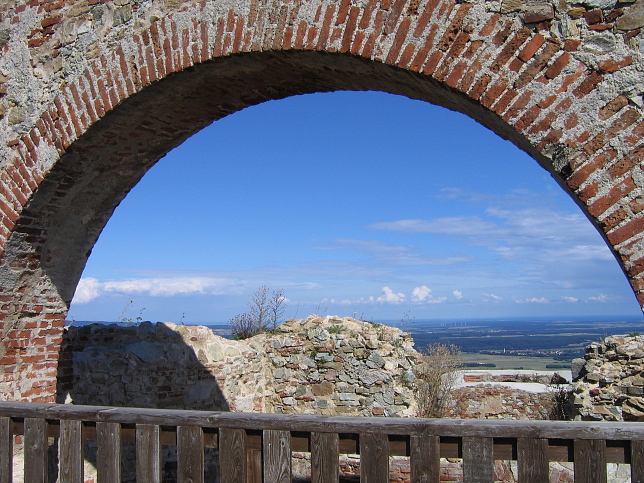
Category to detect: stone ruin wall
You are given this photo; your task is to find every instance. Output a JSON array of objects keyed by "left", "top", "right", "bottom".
[
  {"left": 60, "top": 315, "right": 422, "bottom": 418},
  {"left": 56, "top": 314, "right": 608, "bottom": 483},
  {"left": 571, "top": 333, "right": 644, "bottom": 420}
]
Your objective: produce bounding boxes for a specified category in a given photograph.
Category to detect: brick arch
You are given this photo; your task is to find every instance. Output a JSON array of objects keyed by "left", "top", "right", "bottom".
[{"left": 0, "top": 0, "right": 642, "bottom": 401}]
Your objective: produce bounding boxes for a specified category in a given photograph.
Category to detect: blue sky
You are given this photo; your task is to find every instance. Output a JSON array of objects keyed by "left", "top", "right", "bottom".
[{"left": 67, "top": 91, "right": 643, "bottom": 324}]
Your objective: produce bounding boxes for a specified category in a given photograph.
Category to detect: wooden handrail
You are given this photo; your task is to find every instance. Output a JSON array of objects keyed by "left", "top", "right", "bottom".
[
  {"left": 1, "top": 401, "right": 643, "bottom": 482},
  {"left": 0, "top": 401, "right": 643, "bottom": 439}
]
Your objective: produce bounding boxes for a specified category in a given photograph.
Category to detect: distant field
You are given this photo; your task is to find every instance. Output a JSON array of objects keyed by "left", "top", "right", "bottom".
[{"left": 459, "top": 353, "right": 572, "bottom": 371}]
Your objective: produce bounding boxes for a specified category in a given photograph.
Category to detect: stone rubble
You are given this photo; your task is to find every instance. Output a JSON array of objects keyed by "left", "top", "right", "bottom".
[{"left": 571, "top": 334, "right": 644, "bottom": 421}]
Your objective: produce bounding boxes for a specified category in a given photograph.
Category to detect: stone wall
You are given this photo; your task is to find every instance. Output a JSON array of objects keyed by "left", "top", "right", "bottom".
[
  {"left": 60, "top": 315, "right": 420, "bottom": 418},
  {"left": 571, "top": 334, "right": 644, "bottom": 420}
]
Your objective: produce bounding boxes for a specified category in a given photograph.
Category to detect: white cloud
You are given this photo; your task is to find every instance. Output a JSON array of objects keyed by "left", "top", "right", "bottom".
[
  {"left": 377, "top": 287, "right": 406, "bottom": 304},
  {"left": 412, "top": 285, "right": 432, "bottom": 302},
  {"left": 453, "top": 290, "right": 463, "bottom": 299},
  {"left": 71, "top": 276, "right": 245, "bottom": 304},
  {"left": 427, "top": 297, "right": 447, "bottom": 304},
  {"left": 562, "top": 296, "right": 578, "bottom": 303},
  {"left": 588, "top": 293, "right": 609, "bottom": 302},
  {"left": 483, "top": 293, "right": 502, "bottom": 302},
  {"left": 516, "top": 297, "right": 549, "bottom": 304},
  {"left": 72, "top": 277, "right": 103, "bottom": 304}
]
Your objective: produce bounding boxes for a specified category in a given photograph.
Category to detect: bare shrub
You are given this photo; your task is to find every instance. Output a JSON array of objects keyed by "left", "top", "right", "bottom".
[
  {"left": 229, "top": 286, "right": 287, "bottom": 339},
  {"left": 414, "top": 343, "right": 461, "bottom": 418}
]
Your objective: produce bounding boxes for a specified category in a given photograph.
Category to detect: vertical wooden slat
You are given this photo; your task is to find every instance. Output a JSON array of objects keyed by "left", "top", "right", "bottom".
[
  {"left": 136, "top": 424, "right": 161, "bottom": 483},
  {"left": 263, "top": 429, "right": 291, "bottom": 483},
  {"left": 220, "top": 427, "right": 247, "bottom": 483},
  {"left": 247, "top": 449, "right": 263, "bottom": 483},
  {"left": 360, "top": 433, "right": 389, "bottom": 483},
  {"left": 60, "top": 419, "right": 83, "bottom": 483},
  {"left": 517, "top": 438, "right": 548, "bottom": 483},
  {"left": 411, "top": 434, "right": 439, "bottom": 482},
  {"left": 177, "top": 425, "right": 204, "bottom": 483},
  {"left": 24, "top": 417, "right": 48, "bottom": 483},
  {"left": 463, "top": 436, "right": 494, "bottom": 483},
  {"left": 574, "top": 439, "right": 607, "bottom": 483},
  {"left": 632, "top": 440, "right": 644, "bottom": 483},
  {"left": 311, "top": 432, "right": 339, "bottom": 483},
  {"left": 97, "top": 421, "right": 121, "bottom": 483},
  {"left": 0, "top": 417, "right": 11, "bottom": 483}
]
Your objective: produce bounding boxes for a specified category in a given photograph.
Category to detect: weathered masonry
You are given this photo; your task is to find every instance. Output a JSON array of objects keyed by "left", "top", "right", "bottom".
[{"left": 0, "top": 0, "right": 642, "bottom": 402}]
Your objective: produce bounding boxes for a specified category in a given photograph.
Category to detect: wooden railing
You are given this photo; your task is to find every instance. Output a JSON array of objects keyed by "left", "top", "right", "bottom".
[{"left": 0, "top": 401, "right": 644, "bottom": 482}]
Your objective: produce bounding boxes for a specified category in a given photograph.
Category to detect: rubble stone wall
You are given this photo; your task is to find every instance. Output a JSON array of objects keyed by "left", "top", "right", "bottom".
[
  {"left": 571, "top": 334, "right": 644, "bottom": 420},
  {"left": 60, "top": 315, "right": 421, "bottom": 418}
]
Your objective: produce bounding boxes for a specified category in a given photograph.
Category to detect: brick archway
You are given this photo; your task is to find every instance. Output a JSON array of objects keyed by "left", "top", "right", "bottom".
[{"left": 0, "top": 0, "right": 642, "bottom": 401}]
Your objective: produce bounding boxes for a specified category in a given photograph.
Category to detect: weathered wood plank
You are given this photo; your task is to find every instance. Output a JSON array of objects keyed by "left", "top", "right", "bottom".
[
  {"left": 0, "top": 417, "right": 12, "bottom": 483},
  {"left": 360, "top": 433, "right": 389, "bottom": 483},
  {"left": 220, "top": 427, "right": 246, "bottom": 483},
  {"left": 410, "top": 434, "right": 439, "bottom": 482},
  {"left": 136, "top": 424, "right": 161, "bottom": 483},
  {"left": 60, "top": 419, "right": 83, "bottom": 483},
  {"left": 264, "top": 430, "right": 291, "bottom": 483},
  {"left": 574, "top": 439, "right": 607, "bottom": 483},
  {"left": 311, "top": 432, "right": 339, "bottom": 483},
  {"left": 24, "top": 417, "right": 48, "bottom": 483},
  {"left": 247, "top": 448, "right": 262, "bottom": 483},
  {"left": 97, "top": 421, "right": 121, "bottom": 483},
  {"left": 463, "top": 436, "right": 494, "bottom": 483},
  {"left": 178, "top": 425, "right": 204, "bottom": 483},
  {"left": 632, "top": 440, "right": 644, "bottom": 483},
  {"left": 517, "top": 438, "right": 548, "bottom": 483},
  {"left": 2, "top": 402, "right": 644, "bottom": 440}
]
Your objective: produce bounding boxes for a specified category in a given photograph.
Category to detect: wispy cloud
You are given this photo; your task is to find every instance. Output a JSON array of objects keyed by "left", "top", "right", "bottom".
[
  {"left": 453, "top": 290, "right": 463, "bottom": 299},
  {"left": 588, "top": 293, "right": 609, "bottom": 302},
  {"left": 516, "top": 297, "right": 549, "bottom": 304},
  {"left": 562, "top": 296, "right": 579, "bottom": 303},
  {"left": 313, "top": 238, "right": 472, "bottom": 266},
  {"left": 73, "top": 276, "right": 248, "bottom": 304}
]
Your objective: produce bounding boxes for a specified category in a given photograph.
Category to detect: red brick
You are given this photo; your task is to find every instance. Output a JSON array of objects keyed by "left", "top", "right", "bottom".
[
  {"left": 491, "top": 88, "right": 518, "bottom": 115},
  {"left": 578, "top": 181, "right": 599, "bottom": 203},
  {"left": 385, "top": 16, "right": 411, "bottom": 64},
  {"left": 490, "top": 27, "right": 531, "bottom": 73},
  {"left": 564, "top": 39, "right": 581, "bottom": 51},
  {"left": 515, "top": 104, "right": 540, "bottom": 130},
  {"left": 470, "top": 73, "right": 492, "bottom": 100},
  {"left": 545, "top": 51, "right": 570, "bottom": 79},
  {"left": 359, "top": 0, "right": 378, "bottom": 29},
  {"left": 608, "top": 144, "right": 644, "bottom": 179},
  {"left": 573, "top": 71, "right": 603, "bottom": 98},
  {"left": 504, "top": 89, "right": 533, "bottom": 120},
  {"left": 397, "top": 43, "right": 417, "bottom": 69},
  {"left": 538, "top": 95, "right": 557, "bottom": 108},
  {"left": 518, "top": 33, "right": 545, "bottom": 62},
  {"left": 599, "top": 95, "right": 629, "bottom": 120},
  {"left": 588, "top": 176, "right": 636, "bottom": 217},
  {"left": 514, "top": 41, "right": 560, "bottom": 88},
  {"left": 340, "top": 6, "right": 360, "bottom": 53},
  {"left": 601, "top": 208, "right": 628, "bottom": 232},
  {"left": 627, "top": 257, "right": 644, "bottom": 277},
  {"left": 566, "top": 158, "right": 600, "bottom": 190},
  {"left": 607, "top": 216, "right": 644, "bottom": 245}
]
